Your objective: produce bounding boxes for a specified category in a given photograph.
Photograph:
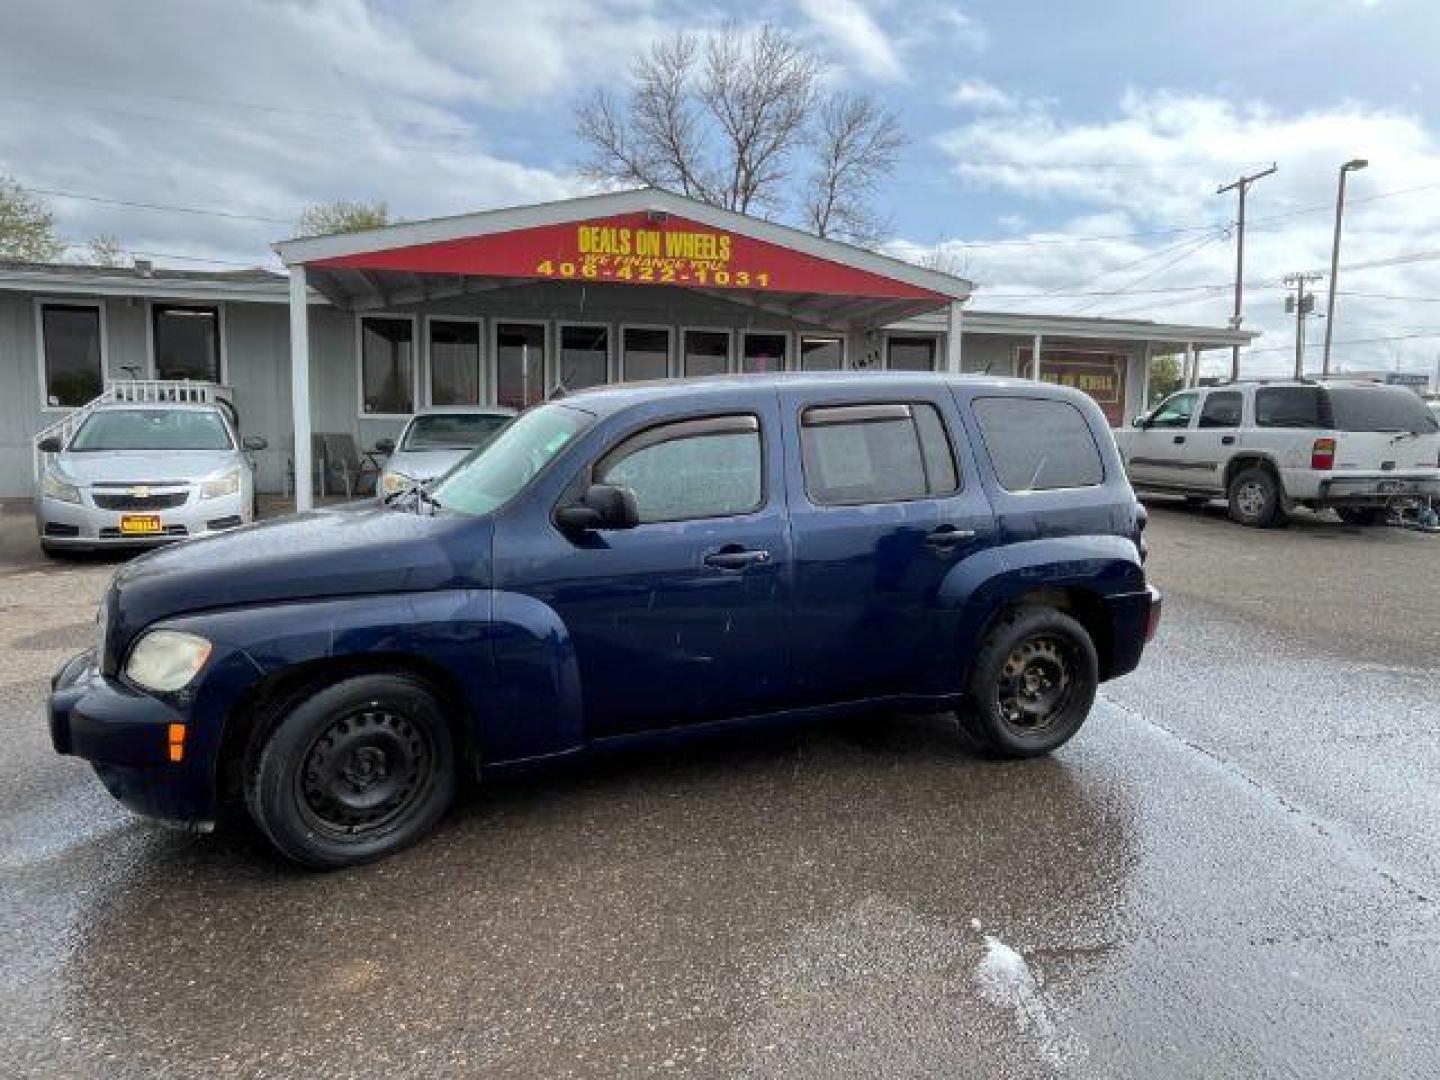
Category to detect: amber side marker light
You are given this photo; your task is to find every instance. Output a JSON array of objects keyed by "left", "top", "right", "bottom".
[{"left": 167, "top": 723, "right": 186, "bottom": 763}]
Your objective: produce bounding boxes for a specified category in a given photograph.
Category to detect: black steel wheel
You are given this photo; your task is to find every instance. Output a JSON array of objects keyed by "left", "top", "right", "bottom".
[
  {"left": 961, "top": 607, "right": 1098, "bottom": 757},
  {"left": 246, "top": 673, "right": 456, "bottom": 869}
]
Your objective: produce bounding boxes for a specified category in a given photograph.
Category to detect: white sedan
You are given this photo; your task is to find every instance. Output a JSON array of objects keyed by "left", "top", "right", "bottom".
[{"left": 378, "top": 407, "right": 516, "bottom": 496}]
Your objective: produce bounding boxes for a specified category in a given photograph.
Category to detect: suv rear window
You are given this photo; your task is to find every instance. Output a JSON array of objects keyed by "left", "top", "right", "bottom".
[
  {"left": 800, "top": 402, "right": 958, "bottom": 505},
  {"left": 1324, "top": 387, "right": 1439, "bottom": 434},
  {"left": 1255, "top": 387, "right": 1323, "bottom": 428},
  {"left": 972, "top": 397, "right": 1104, "bottom": 491}
]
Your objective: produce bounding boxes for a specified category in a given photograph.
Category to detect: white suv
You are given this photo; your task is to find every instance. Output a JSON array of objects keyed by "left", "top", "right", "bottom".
[{"left": 1115, "top": 380, "right": 1440, "bottom": 527}]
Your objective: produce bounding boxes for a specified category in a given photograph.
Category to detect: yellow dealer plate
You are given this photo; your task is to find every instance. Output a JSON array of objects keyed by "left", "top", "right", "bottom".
[{"left": 119, "top": 514, "right": 163, "bottom": 536}]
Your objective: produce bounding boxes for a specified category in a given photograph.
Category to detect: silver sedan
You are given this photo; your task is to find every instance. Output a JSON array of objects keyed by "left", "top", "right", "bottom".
[
  {"left": 35, "top": 403, "right": 266, "bottom": 555},
  {"left": 378, "top": 407, "right": 516, "bottom": 497}
]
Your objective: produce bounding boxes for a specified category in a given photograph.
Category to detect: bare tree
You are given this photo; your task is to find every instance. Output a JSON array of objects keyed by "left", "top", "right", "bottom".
[
  {"left": 911, "top": 245, "right": 970, "bottom": 279},
  {"left": 0, "top": 175, "right": 64, "bottom": 262},
  {"left": 297, "top": 199, "right": 390, "bottom": 237},
  {"left": 804, "top": 94, "right": 906, "bottom": 245},
  {"left": 576, "top": 23, "right": 903, "bottom": 240},
  {"left": 86, "top": 234, "right": 128, "bottom": 268}
]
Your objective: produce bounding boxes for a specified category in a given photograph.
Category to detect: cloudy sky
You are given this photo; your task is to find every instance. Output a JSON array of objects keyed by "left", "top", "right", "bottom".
[{"left": 4, "top": 0, "right": 1440, "bottom": 378}]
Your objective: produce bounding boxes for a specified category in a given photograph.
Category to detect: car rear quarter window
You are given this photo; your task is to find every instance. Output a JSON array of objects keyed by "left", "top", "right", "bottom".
[
  {"left": 1323, "top": 387, "right": 1439, "bottom": 433},
  {"left": 800, "top": 402, "right": 959, "bottom": 506},
  {"left": 1255, "top": 387, "right": 1324, "bottom": 428},
  {"left": 972, "top": 396, "right": 1105, "bottom": 491}
]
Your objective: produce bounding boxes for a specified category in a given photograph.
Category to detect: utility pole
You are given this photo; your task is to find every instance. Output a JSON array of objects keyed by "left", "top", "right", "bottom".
[
  {"left": 1322, "top": 158, "right": 1369, "bottom": 375},
  {"left": 1284, "top": 272, "right": 1322, "bottom": 378},
  {"left": 1217, "top": 164, "right": 1277, "bottom": 382}
]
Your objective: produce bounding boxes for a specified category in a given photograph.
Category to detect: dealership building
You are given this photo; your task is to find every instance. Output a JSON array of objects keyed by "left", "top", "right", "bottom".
[{"left": 0, "top": 188, "right": 1254, "bottom": 504}]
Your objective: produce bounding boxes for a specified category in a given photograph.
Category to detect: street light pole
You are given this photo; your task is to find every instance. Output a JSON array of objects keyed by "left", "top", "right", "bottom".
[
  {"left": 1322, "top": 158, "right": 1369, "bottom": 376},
  {"left": 1217, "top": 163, "right": 1277, "bottom": 382}
]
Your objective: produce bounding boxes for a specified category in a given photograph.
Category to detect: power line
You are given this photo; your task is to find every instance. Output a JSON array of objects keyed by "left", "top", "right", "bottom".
[
  {"left": 1337, "top": 290, "right": 1440, "bottom": 303},
  {"left": 27, "top": 187, "right": 292, "bottom": 225},
  {"left": 1242, "top": 329, "right": 1440, "bottom": 354}
]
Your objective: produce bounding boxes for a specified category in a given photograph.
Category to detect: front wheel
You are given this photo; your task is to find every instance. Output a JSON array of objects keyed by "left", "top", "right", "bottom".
[
  {"left": 960, "top": 608, "right": 1099, "bottom": 757},
  {"left": 245, "top": 673, "right": 457, "bottom": 869}
]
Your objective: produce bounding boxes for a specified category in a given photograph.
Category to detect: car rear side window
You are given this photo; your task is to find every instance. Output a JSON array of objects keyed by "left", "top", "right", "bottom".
[
  {"left": 1324, "top": 387, "right": 1439, "bottom": 433},
  {"left": 597, "top": 415, "right": 762, "bottom": 523},
  {"left": 800, "top": 402, "right": 959, "bottom": 506},
  {"left": 972, "top": 396, "right": 1105, "bottom": 491},
  {"left": 1198, "top": 391, "right": 1242, "bottom": 428},
  {"left": 1255, "top": 387, "right": 1323, "bottom": 428}
]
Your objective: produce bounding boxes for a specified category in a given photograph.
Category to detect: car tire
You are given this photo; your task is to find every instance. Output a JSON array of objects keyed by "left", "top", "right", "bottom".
[
  {"left": 244, "top": 672, "right": 457, "bottom": 869},
  {"left": 1227, "top": 467, "right": 1284, "bottom": 528},
  {"left": 1335, "top": 507, "right": 1385, "bottom": 526},
  {"left": 960, "top": 607, "right": 1099, "bottom": 758}
]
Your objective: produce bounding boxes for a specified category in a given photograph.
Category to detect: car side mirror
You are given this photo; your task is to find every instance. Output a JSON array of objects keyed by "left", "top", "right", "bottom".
[
  {"left": 37, "top": 435, "right": 62, "bottom": 453},
  {"left": 555, "top": 483, "right": 641, "bottom": 533},
  {"left": 375, "top": 438, "right": 395, "bottom": 455},
  {"left": 1131, "top": 415, "right": 1149, "bottom": 428},
  {"left": 242, "top": 435, "right": 268, "bottom": 451}
]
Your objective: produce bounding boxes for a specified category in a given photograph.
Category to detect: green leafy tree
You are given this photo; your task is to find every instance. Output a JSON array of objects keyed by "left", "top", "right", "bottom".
[
  {"left": 1147, "top": 353, "right": 1183, "bottom": 408},
  {"left": 0, "top": 175, "right": 65, "bottom": 262},
  {"left": 297, "top": 199, "right": 391, "bottom": 237}
]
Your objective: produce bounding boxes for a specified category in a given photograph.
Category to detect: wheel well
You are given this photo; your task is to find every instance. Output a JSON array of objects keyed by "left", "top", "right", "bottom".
[
  {"left": 984, "top": 587, "right": 1116, "bottom": 679},
  {"left": 1223, "top": 454, "right": 1278, "bottom": 490},
  {"left": 215, "top": 653, "right": 477, "bottom": 811}
]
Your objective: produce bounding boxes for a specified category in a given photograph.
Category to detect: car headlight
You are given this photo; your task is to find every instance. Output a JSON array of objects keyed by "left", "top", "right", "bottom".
[
  {"left": 125, "top": 630, "right": 212, "bottom": 693},
  {"left": 199, "top": 467, "right": 242, "bottom": 500},
  {"left": 381, "top": 471, "right": 416, "bottom": 495},
  {"left": 42, "top": 470, "right": 82, "bottom": 504}
]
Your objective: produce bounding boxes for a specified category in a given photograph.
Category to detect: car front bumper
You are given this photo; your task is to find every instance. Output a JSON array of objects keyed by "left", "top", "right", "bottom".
[
  {"left": 36, "top": 489, "right": 249, "bottom": 549},
  {"left": 49, "top": 648, "right": 217, "bottom": 825}
]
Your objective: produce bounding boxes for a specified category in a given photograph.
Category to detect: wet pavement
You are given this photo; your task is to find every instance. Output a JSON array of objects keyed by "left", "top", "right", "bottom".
[{"left": 2, "top": 503, "right": 1438, "bottom": 1077}]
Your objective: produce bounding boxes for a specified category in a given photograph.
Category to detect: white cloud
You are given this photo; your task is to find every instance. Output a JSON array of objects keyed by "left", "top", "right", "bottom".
[
  {"left": 921, "top": 88, "right": 1440, "bottom": 377},
  {"left": 792, "top": 0, "right": 904, "bottom": 81},
  {"left": 947, "top": 79, "right": 1014, "bottom": 111}
]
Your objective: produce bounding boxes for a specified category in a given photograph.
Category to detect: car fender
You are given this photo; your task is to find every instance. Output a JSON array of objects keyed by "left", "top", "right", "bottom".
[{"left": 937, "top": 534, "right": 1146, "bottom": 680}]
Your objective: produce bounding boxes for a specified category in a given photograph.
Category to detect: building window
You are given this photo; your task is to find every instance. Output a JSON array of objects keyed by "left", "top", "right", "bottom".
[
  {"left": 153, "top": 304, "right": 220, "bottom": 382},
  {"left": 558, "top": 325, "right": 609, "bottom": 390},
  {"left": 886, "top": 335, "right": 937, "bottom": 372},
  {"left": 621, "top": 327, "right": 670, "bottom": 382},
  {"left": 741, "top": 331, "right": 788, "bottom": 374},
  {"left": 360, "top": 316, "right": 415, "bottom": 415},
  {"left": 683, "top": 329, "right": 729, "bottom": 377},
  {"left": 40, "top": 303, "right": 104, "bottom": 408},
  {"left": 800, "top": 336, "right": 844, "bottom": 371},
  {"left": 429, "top": 320, "right": 481, "bottom": 406},
  {"left": 495, "top": 322, "right": 547, "bottom": 410}
]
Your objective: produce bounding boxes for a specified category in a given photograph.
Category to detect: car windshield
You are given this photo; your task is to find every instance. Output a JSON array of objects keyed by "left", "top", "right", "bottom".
[
  {"left": 69, "top": 409, "right": 233, "bottom": 451},
  {"left": 401, "top": 413, "right": 512, "bottom": 451},
  {"left": 1325, "top": 387, "right": 1439, "bottom": 434},
  {"left": 428, "top": 404, "right": 592, "bottom": 515}
]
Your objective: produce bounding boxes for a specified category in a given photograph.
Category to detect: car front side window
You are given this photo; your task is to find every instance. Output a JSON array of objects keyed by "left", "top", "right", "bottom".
[
  {"left": 596, "top": 415, "right": 763, "bottom": 524},
  {"left": 1148, "top": 392, "right": 1198, "bottom": 429}
]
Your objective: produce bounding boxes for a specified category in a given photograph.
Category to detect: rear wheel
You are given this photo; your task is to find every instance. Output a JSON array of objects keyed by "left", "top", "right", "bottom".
[
  {"left": 1227, "top": 467, "right": 1285, "bottom": 528},
  {"left": 960, "top": 608, "right": 1098, "bottom": 758},
  {"left": 245, "top": 673, "right": 456, "bottom": 869},
  {"left": 1335, "top": 507, "right": 1385, "bottom": 526}
]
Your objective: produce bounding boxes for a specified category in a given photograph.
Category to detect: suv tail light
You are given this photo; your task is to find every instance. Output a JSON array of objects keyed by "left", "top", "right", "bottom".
[{"left": 1311, "top": 437, "right": 1336, "bottom": 470}]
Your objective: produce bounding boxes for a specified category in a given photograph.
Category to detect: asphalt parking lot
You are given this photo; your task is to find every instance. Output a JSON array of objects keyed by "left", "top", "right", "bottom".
[{"left": 2, "top": 500, "right": 1438, "bottom": 1078}]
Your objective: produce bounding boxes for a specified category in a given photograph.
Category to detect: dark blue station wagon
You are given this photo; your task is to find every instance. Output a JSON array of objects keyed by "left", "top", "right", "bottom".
[{"left": 50, "top": 374, "right": 1161, "bottom": 868}]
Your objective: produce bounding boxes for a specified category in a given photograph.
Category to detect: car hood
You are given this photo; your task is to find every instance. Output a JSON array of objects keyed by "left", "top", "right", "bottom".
[
  {"left": 106, "top": 503, "right": 493, "bottom": 657},
  {"left": 57, "top": 449, "right": 239, "bottom": 485},
  {"left": 386, "top": 448, "right": 470, "bottom": 480}
]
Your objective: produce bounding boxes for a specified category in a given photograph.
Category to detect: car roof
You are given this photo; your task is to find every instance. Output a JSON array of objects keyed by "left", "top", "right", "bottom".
[
  {"left": 89, "top": 400, "right": 226, "bottom": 413},
  {"left": 409, "top": 406, "right": 517, "bottom": 417},
  {"left": 554, "top": 372, "right": 1050, "bottom": 418}
]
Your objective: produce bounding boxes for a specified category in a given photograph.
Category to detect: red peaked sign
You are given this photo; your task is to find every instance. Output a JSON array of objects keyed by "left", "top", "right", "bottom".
[{"left": 312, "top": 212, "right": 945, "bottom": 300}]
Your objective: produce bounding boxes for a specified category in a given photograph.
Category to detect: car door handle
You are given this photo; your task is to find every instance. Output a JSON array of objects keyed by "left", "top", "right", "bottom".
[
  {"left": 924, "top": 525, "right": 978, "bottom": 549},
  {"left": 1221, "top": 435, "right": 1236, "bottom": 445},
  {"left": 1173, "top": 435, "right": 1186, "bottom": 444},
  {"left": 704, "top": 547, "right": 771, "bottom": 570}
]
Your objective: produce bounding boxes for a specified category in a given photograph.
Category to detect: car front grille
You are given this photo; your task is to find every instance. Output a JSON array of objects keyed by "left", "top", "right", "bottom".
[{"left": 91, "top": 490, "right": 190, "bottom": 510}]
